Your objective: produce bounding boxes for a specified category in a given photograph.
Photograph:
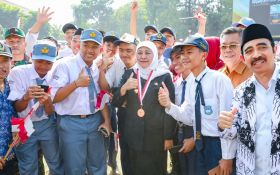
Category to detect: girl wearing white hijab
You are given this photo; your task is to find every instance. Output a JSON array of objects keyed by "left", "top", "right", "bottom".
[{"left": 113, "top": 41, "right": 176, "bottom": 175}]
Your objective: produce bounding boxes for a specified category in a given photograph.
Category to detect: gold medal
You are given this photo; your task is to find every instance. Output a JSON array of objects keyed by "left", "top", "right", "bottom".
[
  {"left": 134, "top": 89, "right": 138, "bottom": 94},
  {"left": 137, "top": 108, "right": 145, "bottom": 118}
]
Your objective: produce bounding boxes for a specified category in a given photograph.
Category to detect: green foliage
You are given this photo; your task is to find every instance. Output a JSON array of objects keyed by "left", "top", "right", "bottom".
[
  {"left": 0, "top": 0, "right": 233, "bottom": 41},
  {"left": 0, "top": 2, "right": 64, "bottom": 40},
  {"left": 72, "top": 0, "right": 114, "bottom": 30},
  {"left": 48, "top": 24, "right": 64, "bottom": 40},
  {"left": 21, "top": 11, "right": 51, "bottom": 39},
  {"left": 0, "top": 2, "right": 21, "bottom": 39},
  {"left": 73, "top": 0, "right": 233, "bottom": 40}
]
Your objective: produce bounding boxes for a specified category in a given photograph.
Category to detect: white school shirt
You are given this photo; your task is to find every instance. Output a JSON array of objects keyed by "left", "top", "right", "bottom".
[
  {"left": 58, "top": 45, "right": 73, "bottom": 58},
  {"left": 174, "top": 73, "right": 194, "bottom": 106},
  {"left": 49, "top": 53, "right": 101, "bottom": 115},
  {"left": 7, "top": 64, "right": 51, "bottom": 122},
  {"left": 105, "top": 55, "right": 127, "bottom": 88},
  {"left": 25, "top": 32, "right": 39, "bottom": 57},
  {"left": 166, "top": 67, "right": 234, "bottom": 137},
  {"left": 158, "top": 57, "right": 169, "bottom": 70}
]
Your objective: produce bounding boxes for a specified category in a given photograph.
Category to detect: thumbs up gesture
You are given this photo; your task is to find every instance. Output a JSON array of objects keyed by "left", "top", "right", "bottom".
[
  {"left": 75, "top": 68, "right": 90, "bottom": 87},
  {"left": 120, "top": 73, "right": 137, "bottom": 96},
  {"left": 158, "top": 82, "right": 171, "bottom": 109},
  {"left": 218, "top": 108, "right": 237, "bottom": 131},
  {"left": 123, "top": 73, "right": 138, "bottom": 91}
]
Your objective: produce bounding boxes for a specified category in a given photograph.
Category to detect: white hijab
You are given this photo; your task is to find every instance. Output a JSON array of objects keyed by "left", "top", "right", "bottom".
[{"left": 134, "top": 41, "right": 170, "bottom": 80}]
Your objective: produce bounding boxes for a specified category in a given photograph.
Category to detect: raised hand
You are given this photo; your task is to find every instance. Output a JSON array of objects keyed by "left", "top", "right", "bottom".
[
  {"left": 194, "top": 7, "right": 207, "bottom": 25},
  {"left": 36, "top": 6, "right": 54, "bottom": 25},
  {"left": 100, "top": 53, "right": 114, "bottom": 70},
  {"left": 131, "top": 0, "right": 139, "bottom": 14},
  {"left": 158, "top": 82, "right": 171, "bottom": 108},
  {"left": 218, "top": 108, "right": 237, "bottom": 131},
  {"left": 75, "top": 68, "right": 90, "bottom": 87}
]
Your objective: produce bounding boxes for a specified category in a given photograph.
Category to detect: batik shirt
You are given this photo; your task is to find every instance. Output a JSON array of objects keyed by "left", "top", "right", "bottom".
[{"left": 0, "top": 79, "right": 16, "bottom": 157}]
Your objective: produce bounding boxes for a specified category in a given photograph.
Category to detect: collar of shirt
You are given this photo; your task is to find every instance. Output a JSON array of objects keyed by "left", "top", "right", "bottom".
[
  {"left": 176, "top": 73, "right": 194, "bottom": 85},
  {"left": 125, "top": 61, "right": 137, "bottom": 71},
  {"left": 77, "top": 53, "right": 98, "bottom": 73},
  {"left": 252, "top": 64, "right": 279, "bottom": 89},
  {"left": 195, "top": 66, "right": 210, "bottom": 80},
  {"left": 224, "top": 61, "right": 248, "bottom": 75}
]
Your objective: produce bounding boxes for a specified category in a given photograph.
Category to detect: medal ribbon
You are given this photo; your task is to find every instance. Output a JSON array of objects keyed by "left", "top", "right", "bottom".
[{"left": 136, "top": 69, "right": 154, "bottom": 107}]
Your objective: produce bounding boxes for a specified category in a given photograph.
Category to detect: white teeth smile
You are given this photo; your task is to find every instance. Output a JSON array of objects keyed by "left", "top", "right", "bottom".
[{"left": 253, "top": 60, "right": 265, "bottom": 66}]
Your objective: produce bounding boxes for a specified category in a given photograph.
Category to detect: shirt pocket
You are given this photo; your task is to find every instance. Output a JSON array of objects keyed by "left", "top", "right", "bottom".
[{"left": 202, "top": 98, "right": 218, "bottom": 120}]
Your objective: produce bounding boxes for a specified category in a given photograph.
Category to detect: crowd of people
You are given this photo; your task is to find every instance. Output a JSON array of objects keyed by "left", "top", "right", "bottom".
[{"left": 0, "top": 2, "right": 279, "bottom": 175}]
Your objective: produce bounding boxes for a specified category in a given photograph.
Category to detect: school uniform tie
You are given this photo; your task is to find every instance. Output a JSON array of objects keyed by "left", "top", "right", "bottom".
[
  {"left": 35, "top": 78, "right": 45, "bottom": 117},
  {"left": 178, "top": 80, "right": 187, "bottom": 133},
  {"left": 85, "top": 67, "right": 97, "bottom": 113},
  {"left": 195, "top": 73, "right": 207, "bottom": 151},
  {"left": 181, "top": 80, "right": 187, "bottom": 105}
]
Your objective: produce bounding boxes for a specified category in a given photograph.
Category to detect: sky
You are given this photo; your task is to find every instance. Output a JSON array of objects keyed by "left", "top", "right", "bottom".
[{"left": 5, "top": 0, "right": 131, "bottom": 26}]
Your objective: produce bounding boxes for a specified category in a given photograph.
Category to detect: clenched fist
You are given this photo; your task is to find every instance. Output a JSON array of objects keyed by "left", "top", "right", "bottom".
[
  {"left": 218, "top": 108, "right": 237, "bottom": 131},
  {"left": 120, "top": 73, "right": 138, "bottom": 96},
  {"left": 75, "top": 68, "right": 90, "bottom": 87},
  {"left": 158, "top": 82, "right": 171, "bottom": 109}
]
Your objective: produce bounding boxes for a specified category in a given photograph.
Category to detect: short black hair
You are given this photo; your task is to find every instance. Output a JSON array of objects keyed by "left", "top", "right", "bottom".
[{"left": 43, "top": 36, "right": 59, "bottom": 48}]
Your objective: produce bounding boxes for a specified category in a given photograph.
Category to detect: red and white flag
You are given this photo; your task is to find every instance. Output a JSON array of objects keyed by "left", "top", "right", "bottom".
[
  {"left": 11, "top": 102, "right": 40, "bottom": 144},
  {"left": 95, "top": 90, "right": 110, "bottom": 111}
]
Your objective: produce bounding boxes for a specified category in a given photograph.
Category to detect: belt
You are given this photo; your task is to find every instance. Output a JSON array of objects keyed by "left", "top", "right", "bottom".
[
  {"left": 68, "top": 114, "right": 93, "bottom": 119},
  {"left": 202, "top": 135, "right": 219, "bottom": 140},
  {"left": 80, "top": 115, "right": 88, "bottom": 119}
]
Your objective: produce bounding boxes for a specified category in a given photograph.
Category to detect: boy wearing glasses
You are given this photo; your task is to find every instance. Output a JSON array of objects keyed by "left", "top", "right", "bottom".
[{"left": 219, "top": 27, "right": 252, "bottom": 88}]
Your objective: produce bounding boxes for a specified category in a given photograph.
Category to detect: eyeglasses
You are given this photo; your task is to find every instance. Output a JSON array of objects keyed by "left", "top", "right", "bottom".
[{"left": 220, "top": 44, "right": 240, "bottom": 51}]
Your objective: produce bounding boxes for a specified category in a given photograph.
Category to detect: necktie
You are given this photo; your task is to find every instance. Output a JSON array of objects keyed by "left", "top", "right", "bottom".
[
  {"left": 35, "top": 78, "right": 45, "bottom": 118},
  {"left": 85, "top": 67, "right": 97, "bottom": 113},
  {"left": 181, "top": 80, "right": 187, "bottom": 105},
  {"left": 195, "top": 73, "right": 207, "bottom": 151},
  {"left": 178, "top": 80, "right": 187, "bottom": 133}
]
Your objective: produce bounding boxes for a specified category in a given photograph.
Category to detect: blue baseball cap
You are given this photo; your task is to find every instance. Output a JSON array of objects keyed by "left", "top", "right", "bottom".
[
  {"left": 114, "top": 33, "right": 139, "bottom": 46},
  {"left": 160, "top": 27, "right": 176, "bottom": 39},
  {"left": 32, "top": 41, "right": 57, "bottom": 62},
  {"left": 144, "top": 25, "right": 158, "bottom": 33},
  {"left": 174, "top": 35, "right": 209, "bottom": 52},
  {"left": 150, "top": 33, "right": 167, "bottom": 45},
  {"left": 163, "top": 47, "right": 173, "bottom": 58},
  {"left": 103, "top": 31, "right": 120, "bottom": 43},
  {"left": 80, "top": 29, "right": 103, "bottom": 45},
  {"left": 232, "top": 17, "right": 256, "bottom": 28}
]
